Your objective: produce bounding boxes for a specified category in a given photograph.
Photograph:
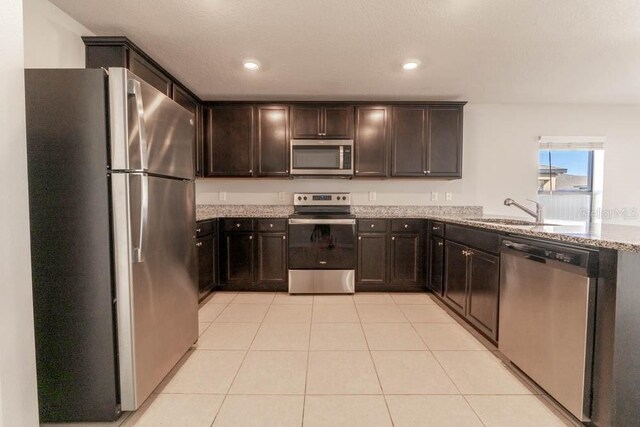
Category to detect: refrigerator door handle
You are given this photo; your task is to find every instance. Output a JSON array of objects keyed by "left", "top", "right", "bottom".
[
  {"left": 133, "top": 174, "right": 149, "bottom": 263},
  {"left": 127, "top": 79, "right": 149, "bottom": 171}
]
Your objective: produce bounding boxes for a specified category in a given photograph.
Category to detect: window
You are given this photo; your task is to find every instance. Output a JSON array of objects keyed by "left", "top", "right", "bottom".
[
  {"left": 537, "top": 137, "right": 604, "bottom": 224},
  {"left": 538, "top": 150, "right": 594, "bottom": 193}
]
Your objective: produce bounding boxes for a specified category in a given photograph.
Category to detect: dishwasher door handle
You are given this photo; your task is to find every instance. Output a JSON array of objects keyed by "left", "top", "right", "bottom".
[{"left": 525, "top": 255, "right": 547, "bottom": 264}]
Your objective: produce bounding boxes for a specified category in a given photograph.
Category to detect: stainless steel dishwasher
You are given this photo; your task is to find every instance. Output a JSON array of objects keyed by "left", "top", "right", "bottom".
[{"left": 499, "top": 237, "right": 598, "bottom": 422}]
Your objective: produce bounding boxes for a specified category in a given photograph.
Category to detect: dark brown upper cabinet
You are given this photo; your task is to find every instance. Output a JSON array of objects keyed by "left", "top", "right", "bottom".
[
  {"left": 291, "top": 105, "right": 353, "bottom": 139},
  {"left": 128, "top": 52, "right": 172, "bottom": 96},
  {"left": 206, "top": 106, "right": 254, "bottom": 177},
  {"left": 255, "top": 105, "right": 290, "bottom": 176},
  {"left": 426, "top": 108, "right": 462, "bottom": 177},
  {"left": 173, "top": 85, "right": 202, "bottom": 177},
  {"left": 391, "top": 105, "right": 462, "bottom": 178},
  {"left": 354, "top": 106, "right": 389, "bottom": 177}
]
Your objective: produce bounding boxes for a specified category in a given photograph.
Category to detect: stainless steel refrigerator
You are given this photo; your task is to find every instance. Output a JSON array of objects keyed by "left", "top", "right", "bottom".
[{"left": 25, "top": 68, "right": 198, "bottom": 422}]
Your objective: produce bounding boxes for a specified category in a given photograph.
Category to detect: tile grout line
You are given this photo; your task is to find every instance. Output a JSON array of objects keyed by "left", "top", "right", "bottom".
[
  {"left": 355, "top": 294, "right": 396, "bottom": 427},
  {"left": 207, "top": 293, "right": 271, "bottom": 426},
  {"left": 301, "top": 294, "right": 314, "bottom": 427}
]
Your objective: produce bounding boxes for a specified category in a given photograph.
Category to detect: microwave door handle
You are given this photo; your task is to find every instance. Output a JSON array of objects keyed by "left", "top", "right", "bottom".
[{"left": 339, "top": 146, "right": 344, "bottom": 169}]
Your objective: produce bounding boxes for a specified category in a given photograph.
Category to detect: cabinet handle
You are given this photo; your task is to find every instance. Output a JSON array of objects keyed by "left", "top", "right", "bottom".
[
  {"left": 285, "top": 169, "right": 289, "bottom": 173},
  {"left": 283, "top": 236, "right": 286, "bottom": 240},
  {"left": 432, "top": 226, "right": 440, "bottom": 231},
  {"left": 467, "top": 250, "right": 474, "bottom": 257},
  {"left": 196, "top": 228, "right": 202, "bottom": 232},
  {"left": 249, "top": 235, "right": 253, "bottom": 240},
  {"left": 423, "top": 170, "right": 427, "bottom": 174},
  {"left": 404, "top": 224, "right": 408, "bottom": 229},
  {"left": 195, "top": 242, "right": 202, "bottom": 247},
  {"left": 358, "top": 236, "right": 362, "bottom": 240},
  {"left": 462, "top": 250, "right": 467, "bottom": 256},
  {"left": 427, "top": 170, "right": 431, "bottom": 174},
  {"left": 269, "top": 223, "right": 273, "bottom": 228},
  {"left": 249, "top": 169, "right": 253, "bottom": 173},
  {"left": 392, "top": 236, "right": 395, "bottom": 240},
  {"left": 437, "top": 242, "right": 443, "bottom": 247},
  {"left": 370, "top": 224, "right": 375, "bottom": 228},
  {"left": 355, "top": 170, "right": 359, "bottom": 173}
]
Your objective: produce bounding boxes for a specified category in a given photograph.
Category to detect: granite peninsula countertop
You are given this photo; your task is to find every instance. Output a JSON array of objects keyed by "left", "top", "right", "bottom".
[{"left": 196, "top": 204, "right": 640, "bottom": 252}]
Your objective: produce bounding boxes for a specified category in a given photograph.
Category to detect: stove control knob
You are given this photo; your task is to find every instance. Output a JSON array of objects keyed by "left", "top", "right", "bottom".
[
  {"left": 297, "top": 196, "right": 302, "bottom": 201},
  {"left": 343, "top": 196, "right": 347, "bottom": 201},
  {"left": 303, "top": 196, "right": 307, "bottom": 201}
]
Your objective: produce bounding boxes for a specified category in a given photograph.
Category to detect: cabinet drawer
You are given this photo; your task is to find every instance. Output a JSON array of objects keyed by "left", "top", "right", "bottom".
[
  {"left": 358, "top": 219, "right": 387, "bottom": 232},
  {"left": 430, "top": 221, "right": 445, "bottom": 237},
  {"left": 391, "top": 219, "right": 423, "bottom": 233},
  {"left": 257, "top": 218, "right": 287, "bottom": 232},
  {"left": 223, "top": 218, "right": 254, "bottom": 232},
  {"left": 196, "top": 220, "right": 215, "bottom": 237},
  {"left": 445, "top": 224, "right": 500, "bottom": 254}
]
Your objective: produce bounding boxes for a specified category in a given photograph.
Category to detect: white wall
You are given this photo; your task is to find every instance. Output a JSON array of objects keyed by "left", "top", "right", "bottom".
[
  {"left": 23, "top": 0, "right": 93, "bottom": 68},
  {"left": 197, "top": 103, "right": 640, "bottom": 225},
  {"left": 0, "top": 1, "right": 40, "bottom": 425}
]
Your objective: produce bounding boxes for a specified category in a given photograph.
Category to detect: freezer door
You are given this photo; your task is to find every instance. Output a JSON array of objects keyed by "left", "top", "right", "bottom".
[
  {"left": 111, "top": 173, "right": 198, "bottom": 410},
  {"left": 109, "top": 68, "right": 194, "bottom": 179}
]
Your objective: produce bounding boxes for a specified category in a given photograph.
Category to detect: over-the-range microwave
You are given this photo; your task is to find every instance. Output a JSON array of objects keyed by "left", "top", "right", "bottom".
[{"left": 290, "top": 139, "right": 353, "bottom": 176}]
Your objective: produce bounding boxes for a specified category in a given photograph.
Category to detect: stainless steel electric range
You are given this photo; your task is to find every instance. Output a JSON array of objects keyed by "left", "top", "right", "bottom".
[{"left": 288, "top": 193, "right": 356, "bottom": 294}]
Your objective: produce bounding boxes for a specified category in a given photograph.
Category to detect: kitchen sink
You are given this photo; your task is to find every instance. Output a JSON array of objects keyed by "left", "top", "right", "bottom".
[{"left": 467, "top": 218, "right": 559, "bottom": 226}]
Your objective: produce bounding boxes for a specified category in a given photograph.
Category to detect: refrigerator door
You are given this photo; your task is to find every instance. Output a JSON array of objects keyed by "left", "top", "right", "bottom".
[
  {"left": 111, "top": 173, "right": 198, "bottom": 410},
  {"left": 109, "top": 68, "right": 194, "bottom": 179}
]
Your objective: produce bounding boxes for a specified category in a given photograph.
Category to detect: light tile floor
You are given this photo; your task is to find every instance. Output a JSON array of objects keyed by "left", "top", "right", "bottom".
[{"left": 44, "top": 292, "right": 577, "bottom": 427}]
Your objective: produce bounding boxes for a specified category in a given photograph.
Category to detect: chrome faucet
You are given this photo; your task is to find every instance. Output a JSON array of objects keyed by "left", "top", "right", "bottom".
[{"left": 504, "top": 198, "right": 544, "bottom": 223}]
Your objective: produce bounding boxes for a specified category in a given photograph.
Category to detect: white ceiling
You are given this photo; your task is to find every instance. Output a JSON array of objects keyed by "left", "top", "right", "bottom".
[{"left": 51, "top": 0, "right": 640, "bottom": 103}]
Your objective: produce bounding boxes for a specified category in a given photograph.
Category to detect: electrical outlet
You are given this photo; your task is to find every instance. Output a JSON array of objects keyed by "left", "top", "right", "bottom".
[
  {"left": 278, "top": 192, "right": 286, "bottom": 202},
  {"left": 369, "top": 191, "right": 376, "bottom": 201},
  {"left": 218, "top": 191, "right": 226, "bottom": 201},
  {"left": 431, "top": 192, "right": 438, "bottom": 201},
  {"left": 446, "top": 192, "right": 453, "bottom": 201}
]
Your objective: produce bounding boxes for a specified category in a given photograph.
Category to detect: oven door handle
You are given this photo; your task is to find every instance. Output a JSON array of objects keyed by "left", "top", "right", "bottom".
[{"left": 288, "top": 218, "right": 356, "bottom": 225}]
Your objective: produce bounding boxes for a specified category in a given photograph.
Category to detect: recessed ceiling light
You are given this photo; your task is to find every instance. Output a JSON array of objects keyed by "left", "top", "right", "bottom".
[
  {"left": 402, "top": 60, "right": 420, "bottom": 70},
  {"left": 243, "top": 60, "right": 260, "bottom": 71}
]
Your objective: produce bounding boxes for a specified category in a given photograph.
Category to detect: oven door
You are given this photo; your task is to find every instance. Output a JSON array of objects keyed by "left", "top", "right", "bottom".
[
  {"left": 288, "top": 218, "right": 356, "bottom": 269},
  {"left": 290, "top": 140, "right": 353, "bottom": 175}
]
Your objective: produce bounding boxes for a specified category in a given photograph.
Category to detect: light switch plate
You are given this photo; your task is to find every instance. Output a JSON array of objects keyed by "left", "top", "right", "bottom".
[
  {"left": 219, "top": 191, "right": 227, "bottom": 201},
  {"left": 446, "top": 192, "right": 453, "bottom": 201},
  {"left": 278, "top": 192, "right": 286, "bottom": 202},
  {"left": 431, "top": 192, "right": 438, "bottom": 201},
  {"left": 369, "top": 191, "right": 376, "bottom": 201}
]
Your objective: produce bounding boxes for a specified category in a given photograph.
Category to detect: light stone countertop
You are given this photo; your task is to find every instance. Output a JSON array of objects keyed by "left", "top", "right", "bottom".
[{"left": 196, "top": 204, "right": 640, "bottom": 252}]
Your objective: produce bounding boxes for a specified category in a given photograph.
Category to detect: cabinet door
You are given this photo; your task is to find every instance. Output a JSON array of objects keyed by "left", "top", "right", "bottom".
[
  {"left": 291, "top": 106, "right": 322, "bottom": 138},
  {"left": 197, "top": 235, "right": 214, "bottom": 298},
  {"left": 357, "top": 233, "right": 388, "bottom": 285},
  {"left": 172, "top": 85, "right": 201, "bottom": 177},
  {"left": 444, "top": 241, "right": 468, "bottom": 315},
  {"left": 222, "top": 232, "right": 255, "bottom": 284},
  {"left": 206, "top": 106, "right": 254, "bottom": 176},
  {"left": 467, "top": 250, "right": 500, "bottom": 341},
  {"left": 390, "top": 233, "right": 421, "bottom": 285},
  {"left": 255, "top": 105, "right": 290, "bottom": 176},
  {"left": 323, "top": 106, "right": 354, "bottom": 138},
  {"left": 391, "top": 107, "right": 427, "bottom": 176},
  {"left": 354, "top": 106, "right": 389, "bottom": 177},
  {"left": 427, "top": 108, "right": 461, "bottom": 177},
  {"left": 428, "top": 235, "right": 445, "bottom": 295},
  {"left": 129, "top": 52, "right": 172, "bottom": 96},
  {"left": 256, "top": 233, "right": 287, "bottom": 284}
]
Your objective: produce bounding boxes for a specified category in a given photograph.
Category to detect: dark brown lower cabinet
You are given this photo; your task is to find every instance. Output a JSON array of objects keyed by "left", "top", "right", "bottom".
[
  {"left": 220, "top": 218, "right": 287, "bottom": 288},
  {"left": 390, "top": 233, "right": 422, "bottom": 286},
  {"left": 256, "top": 232, "right": 287, "bottom": 284},
  {"left": 427, "top": 235, "right": 444, "bottom": 295},
  {"left": 466, "top": 250, "right": 500, "bottom": 340},
  {"left": 443, "top": 240, "right": 500, "bottom": 341},
  {"left": 222, "top": 232, "right": 255, "bottom": 284},
  {"left": 357, "top": 233, "right": 388, "bottom": 285},
  {"left": 196, "top": 219, "right": 217, "bottom": 301},
  {"left": 444, "top": 241, "right": 468, "bottom": 315}
]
